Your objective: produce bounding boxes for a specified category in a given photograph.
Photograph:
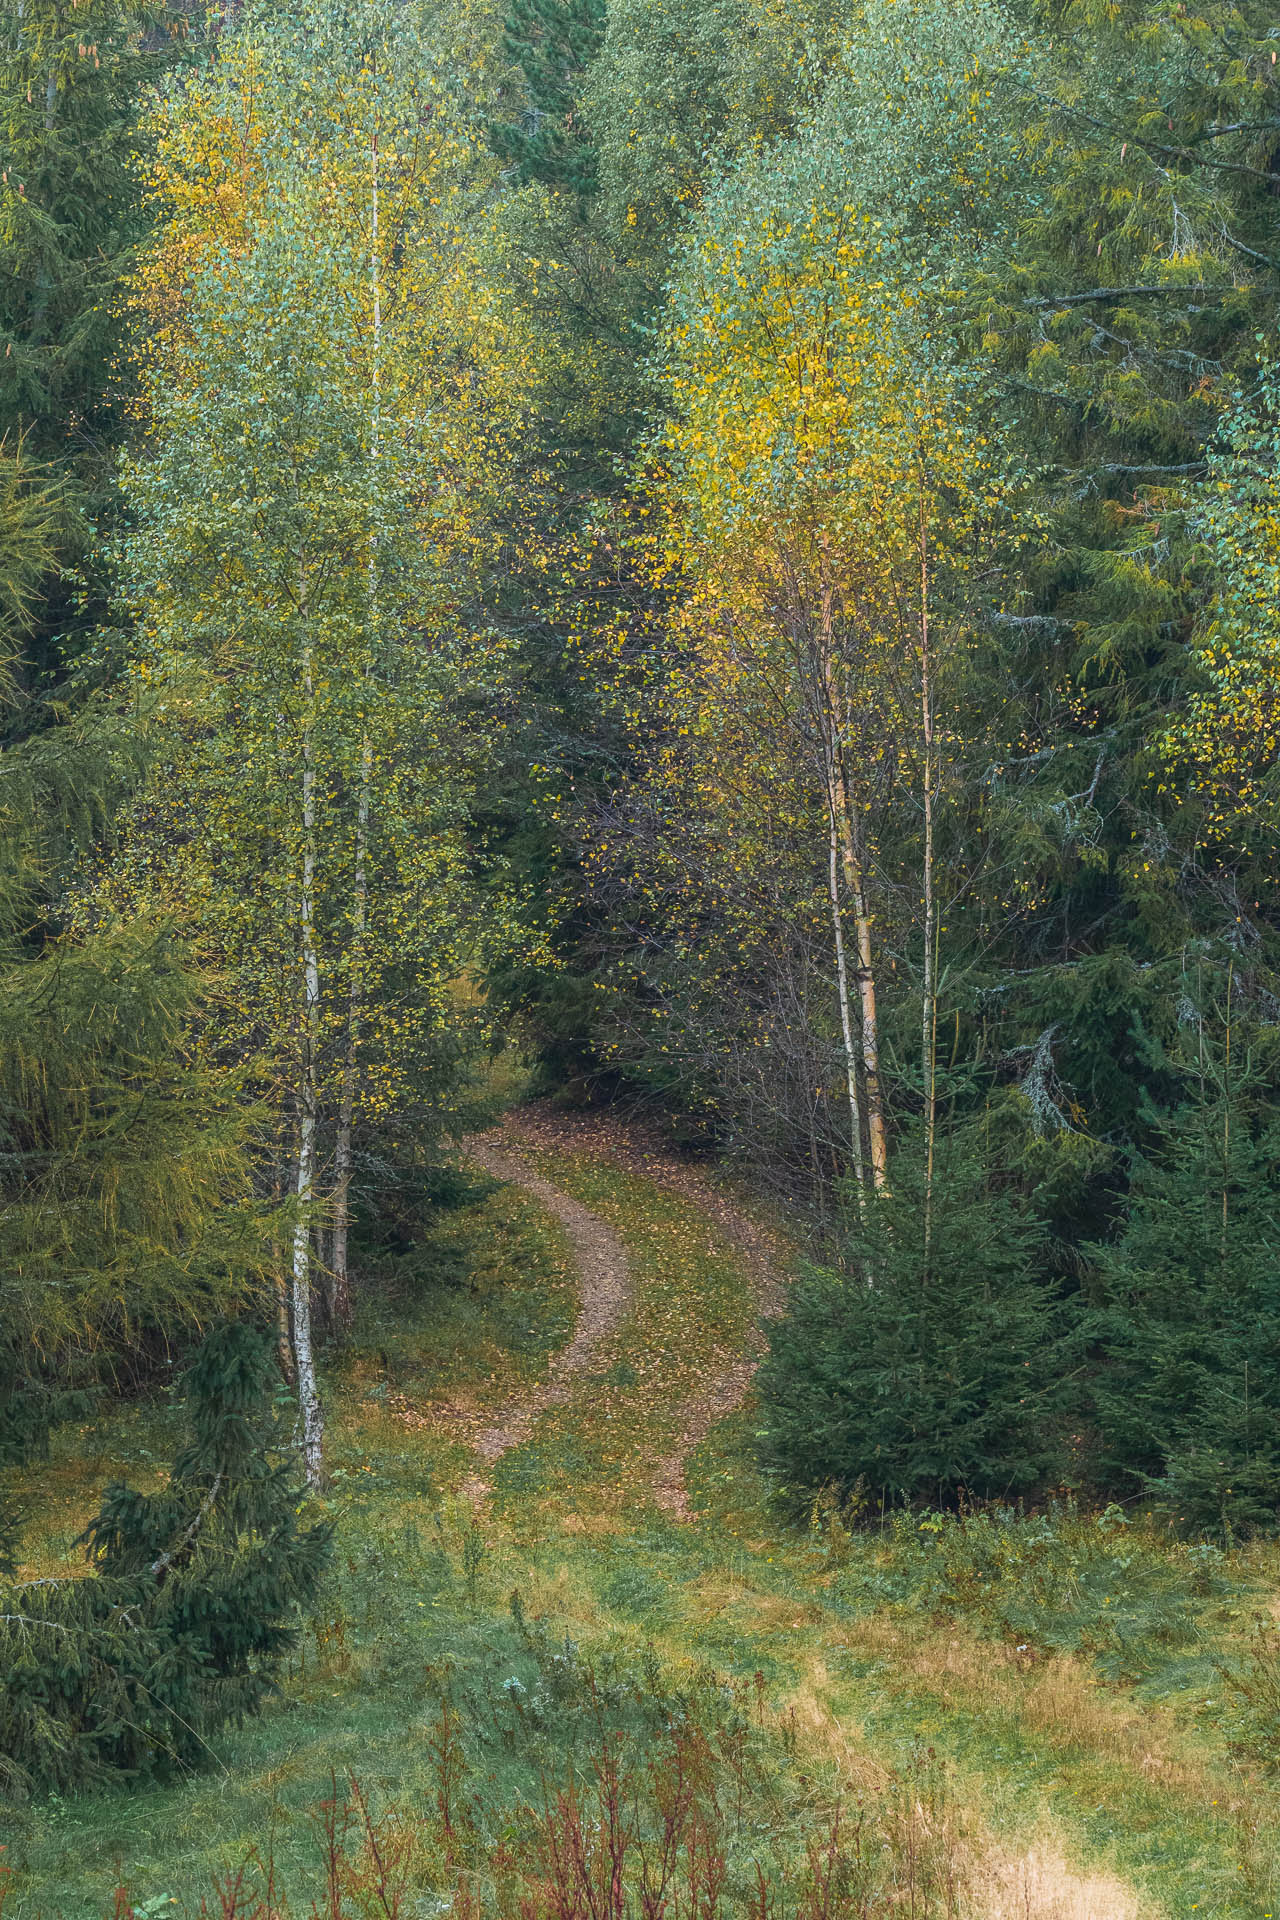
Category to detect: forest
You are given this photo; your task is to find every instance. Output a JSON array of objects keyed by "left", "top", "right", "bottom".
[{"left": 4, "top": 0, "right": 1280, "bottom": 1911}]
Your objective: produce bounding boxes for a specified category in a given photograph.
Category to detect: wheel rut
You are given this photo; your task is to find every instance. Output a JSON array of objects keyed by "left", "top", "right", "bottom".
[
  {"left": 457, "top": 1129, "right": 631, "bottom": 1498},
  {"left": 461, "top": 1110, "right": 786, "bottom": 1518}
]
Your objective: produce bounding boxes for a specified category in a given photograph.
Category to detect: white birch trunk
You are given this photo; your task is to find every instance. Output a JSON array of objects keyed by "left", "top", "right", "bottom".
[
  {"left": 292, "top": 631, "right": 324, "bottom": 1488},
  {"left": 331, "top": 121, "right": 381, "bottom": 1329},
  {"left": 820, "top": 654, "right": 888, "bottom": 1191},
  {"left": 826, "top": 777, "right": 866, "bottom": 1196},
  {"left": 811, "top": 544, "right": 888, "bottom": 1193},
  {"left": 834, "top": 767, "right": 889, "bottom": 1193}
]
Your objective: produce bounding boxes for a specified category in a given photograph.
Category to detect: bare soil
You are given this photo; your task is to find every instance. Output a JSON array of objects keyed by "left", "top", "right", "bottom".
[{"left": 463, "top": 1128, "right": 632, "bottom": 1469}]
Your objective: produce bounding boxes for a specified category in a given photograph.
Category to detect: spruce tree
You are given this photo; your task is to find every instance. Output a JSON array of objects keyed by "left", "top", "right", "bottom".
[
  {"left": 0, "top": 1324, "right": 331, "bottom": 1798},
  {"left": 0, "top": 0, "right": 173, "bottom": 468},
  {"left": 1093, "top": 1067, "right": 1280, "bottom": 1538},
  {"left": 0, "top": 0, "right": 181, "bottom": 673},
  {"left": 488, "top": 0, "right": 605, "bottom": 199},
  {"left": 756, "top": 1130, "right": 1081, "bottom": 1510}
]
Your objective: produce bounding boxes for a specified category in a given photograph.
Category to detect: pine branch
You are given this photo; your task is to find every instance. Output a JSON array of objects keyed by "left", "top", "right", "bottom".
[
  {"left": 149, "top": 1470, "right": 222, "bottom": 1579},
  {"left": 1025, "top": 285, "right": 1239, "bottom": 307}
]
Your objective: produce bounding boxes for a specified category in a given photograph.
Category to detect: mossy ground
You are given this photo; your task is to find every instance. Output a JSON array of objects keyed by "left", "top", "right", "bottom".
[{"left": 3, "top": 1129, "right": 1280, "bottom": 1918}]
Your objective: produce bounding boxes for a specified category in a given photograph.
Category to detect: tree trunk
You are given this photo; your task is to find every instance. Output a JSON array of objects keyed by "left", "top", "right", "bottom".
[
  {"left": 919, "top": 499, "right": 937, "bottom": 1239},
  {"left": 292, "top": 633, "right": 324, "bottom": 1490},
  {"left": 825, "top": 773, "right": 866, "bottom": 1195},
  {"left": 813, "top": 548, "right": 889, "bottom": 1192},
  {"left": 830, "top": 750, "right": 888, "bottom": 1190},
  {"left": 291, "top": 1104, "right": 323, "bottom": 1490}
]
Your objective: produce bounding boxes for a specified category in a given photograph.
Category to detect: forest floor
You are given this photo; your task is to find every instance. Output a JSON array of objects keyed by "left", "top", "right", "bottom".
[{"left": 4, "top": 1106, "right": 1280, "bottom": 1919}]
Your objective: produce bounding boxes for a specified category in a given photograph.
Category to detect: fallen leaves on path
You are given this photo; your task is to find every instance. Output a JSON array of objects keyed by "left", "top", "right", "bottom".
[
  {"left": 450, "top": 1128, "right": 631, "bottom": 1502},
  {"left": 477, "top": 1104, "right": 789, "bottom": 1519}
]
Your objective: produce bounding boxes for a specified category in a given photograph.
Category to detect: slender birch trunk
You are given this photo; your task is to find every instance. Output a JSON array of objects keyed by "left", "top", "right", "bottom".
[
  {"left": 330, "top": 120, "right": 380, "bottom": 1331},
  {"left": 832, "top": 759, "right": 889, "bottom": 1191},
  {"left": 825, "top": 771, "right": 866, "bottom": 1195},
  {"left": 292, "top": 621, "right": 324, "bottom": 1489},
  {"left": 813, "top": 545, "right": 889, "bottom": 1191},
  {"left": 814, "top": 561, "right": 866, "bottom": 1192},
  {"left": 919, "top": 498, "right": 937, "bottom": 1237}
]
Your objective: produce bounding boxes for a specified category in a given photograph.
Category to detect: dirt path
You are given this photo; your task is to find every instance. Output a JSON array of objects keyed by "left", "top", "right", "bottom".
[
  {"left": 462, "top": 1131, "right": 632, "bottom": 1484},
  {"left": 468, "top": 1108, "right": 788, "bottom": 1519},
  {"left": 460, "top": 1125, "right": 1152, "bottom": 1911}
]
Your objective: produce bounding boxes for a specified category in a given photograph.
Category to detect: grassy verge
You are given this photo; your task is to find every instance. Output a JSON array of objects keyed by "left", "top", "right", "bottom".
[{"left": 4, "top": 1135, "right": 1280, "bottom": 1919}]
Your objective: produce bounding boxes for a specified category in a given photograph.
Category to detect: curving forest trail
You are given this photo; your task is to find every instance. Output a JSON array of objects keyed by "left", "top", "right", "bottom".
[
  {"left": 461, "top": 1109, "right": 786, "bottom": 1518},
  {"left": 432, "top": 1109, "right": 1254, "bottom": 1920},
  {"left": 13, "top": 1105, "right": 1278, "bottom": 1920}
]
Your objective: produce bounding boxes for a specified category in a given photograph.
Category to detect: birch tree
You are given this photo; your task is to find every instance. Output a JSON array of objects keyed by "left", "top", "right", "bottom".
[
  {"left": 645, "top": 188, "right": 1005, "bottom": 1202},
  {"left": 113, "top": 0, "right": 523, "bottom": 1481},
  {"left": 567, "top": 0, "right": 1023, "bottom": 1205}
]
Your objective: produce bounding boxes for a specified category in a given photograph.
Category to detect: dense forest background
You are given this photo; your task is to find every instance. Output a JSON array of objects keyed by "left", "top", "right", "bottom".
[{"left": 5, "top": 0, "right": 1280, "bottom": 1798}]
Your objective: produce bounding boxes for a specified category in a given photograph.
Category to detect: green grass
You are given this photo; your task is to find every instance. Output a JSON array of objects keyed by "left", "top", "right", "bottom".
[{"left": 5, "top": 1131, "right": 1280, "bottom": 1919}]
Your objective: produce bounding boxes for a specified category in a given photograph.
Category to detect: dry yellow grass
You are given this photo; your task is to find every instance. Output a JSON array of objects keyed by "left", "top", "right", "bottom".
[
  {"left": 685, "top": 1569, "right": 826, "bottom": 1631},
  {"left": 974, "top": 1837, "right": 1151, "bottom": 1920},
  {"left": 777, "top": 1640, "right": 1153, "bottom": 1920},
  {"left": 784, "top": 1651, "right": 889, "bottom": 1794},
  {"left": 843, "top": 1613, "right": 1213, "bottom": 1797}
]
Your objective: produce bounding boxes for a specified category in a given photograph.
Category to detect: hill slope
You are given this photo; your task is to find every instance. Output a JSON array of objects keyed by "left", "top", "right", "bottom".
[{"left": 4, "top": 1111, "right": 1279, "bottom": 1918}]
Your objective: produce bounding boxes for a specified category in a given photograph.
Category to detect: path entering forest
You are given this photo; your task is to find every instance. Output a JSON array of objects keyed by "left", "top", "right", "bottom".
[
  {"left": 17, "top": 1104, "right": 1264, "bottom": 1918},
  {"left": 463, "top": 1108, "right": 785, "bottom": 1516},
  {"left": 460, "top": 1130, "right": 632, "bottom": 1493},
  {"left": 446, "top": 1110, "right": 1187, "bottom": 1920}
]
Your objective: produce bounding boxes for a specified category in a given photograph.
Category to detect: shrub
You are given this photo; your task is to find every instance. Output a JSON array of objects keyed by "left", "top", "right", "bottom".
[
  {"left": 0, "top": 1324, "right": 332, "bottom": 1798},
  {"left": 756, "top": 1135, "right": 1080, "bottom": 1510}
]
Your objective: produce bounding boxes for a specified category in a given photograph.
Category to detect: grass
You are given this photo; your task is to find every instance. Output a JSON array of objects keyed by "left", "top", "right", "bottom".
[{"left": 4, "top": 1125, "right": 1280, "bottom": 1918}]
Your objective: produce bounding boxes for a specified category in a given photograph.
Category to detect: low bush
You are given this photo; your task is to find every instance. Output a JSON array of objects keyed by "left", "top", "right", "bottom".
[
  {"left": 756, "top": 1137, "right": 1081, "bottom": 1510},
  {"left": 831, "top": 1499, "right": 1227, "bottom": 1680}
]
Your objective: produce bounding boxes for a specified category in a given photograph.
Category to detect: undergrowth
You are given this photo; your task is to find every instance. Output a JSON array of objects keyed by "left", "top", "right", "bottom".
[
  {"left": 341, "top": 1175, "right": 578, "bottom": 1402},
  {"left": 45, "top": 1635, "right": 968, "bottom": 1920},
  {"left": 1220, "top": 1618, "right": 1280, "bottom": 1773},
  {"left": 826, "top": 1498, "right": 1236, "bottom": 1683},
  {"left": 0, "top": 1568, "right": 969, "bottom": 1918}
]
